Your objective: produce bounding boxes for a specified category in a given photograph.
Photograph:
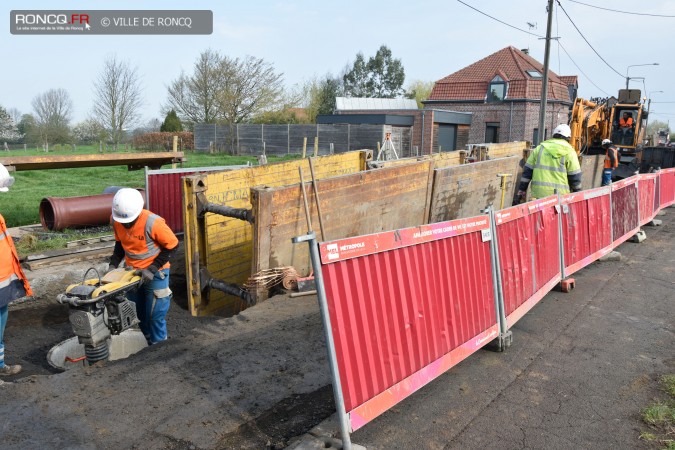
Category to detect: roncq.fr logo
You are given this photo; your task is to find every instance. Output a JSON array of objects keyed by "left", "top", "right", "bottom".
[{"left": 14, "top": 13, "right": 90, "bottom": 26}]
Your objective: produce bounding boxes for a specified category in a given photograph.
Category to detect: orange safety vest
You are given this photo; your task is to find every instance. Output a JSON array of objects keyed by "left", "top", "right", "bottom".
[
  {"left": 113, "top": 209, "right": 178, "bottom": 270},
  {"left": 619, "top": 117, "right": 633, "bottom": 128},
  {"left": 604, "top": 146, "right": 619, "bottom": 169},
  {"left": 0, "top": 213, "right": 33, "bottom": 298}
]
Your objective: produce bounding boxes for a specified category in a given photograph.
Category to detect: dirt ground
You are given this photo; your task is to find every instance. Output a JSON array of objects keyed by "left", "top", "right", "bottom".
[{"left": 1, "top": 213, "right": 673, "bottom": 449}]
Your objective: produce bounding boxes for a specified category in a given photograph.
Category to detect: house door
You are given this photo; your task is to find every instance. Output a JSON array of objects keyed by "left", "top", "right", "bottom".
[{"left": 437, "top": 124, "right": 457, "bottom": 151}]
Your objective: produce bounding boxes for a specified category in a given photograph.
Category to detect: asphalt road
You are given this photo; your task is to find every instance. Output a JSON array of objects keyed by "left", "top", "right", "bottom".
[{"left": 0, "top": 210, "right": 672, "bottom": 449}]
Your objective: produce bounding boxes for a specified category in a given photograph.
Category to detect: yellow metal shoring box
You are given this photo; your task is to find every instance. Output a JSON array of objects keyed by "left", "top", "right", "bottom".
[{"left": 183, "top": 151, "right": 368, "bottom": 316}]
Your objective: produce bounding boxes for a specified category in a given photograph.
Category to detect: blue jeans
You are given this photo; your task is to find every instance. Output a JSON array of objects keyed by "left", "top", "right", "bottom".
[
  {"left": 602, "top": 169, "right": 613, "bottom": 186},
  {"left": 0, "top": 305, "right": 7, "bottom": 369},
  {"left": 127, "top": 269, "right": 171, "bottom": 345}
]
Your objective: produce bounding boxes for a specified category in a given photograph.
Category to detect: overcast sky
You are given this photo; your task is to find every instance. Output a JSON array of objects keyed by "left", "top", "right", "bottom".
[{"left": 2, "top": 0, "right": 674, "bottom": 127}]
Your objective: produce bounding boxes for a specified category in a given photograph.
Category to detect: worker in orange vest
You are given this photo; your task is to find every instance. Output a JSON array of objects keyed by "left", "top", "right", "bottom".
[
  {"left": 601, "top": 139, "right": 619, "bottom": 186},
  {"left": 108, "top": 188, "right": 178, "bottom": 345},
  {"left": 619, "top": 112, "right": 634, "bottom": 144},
  {"left": 0, "top": 164, "right": 33, "bottom": 377}
]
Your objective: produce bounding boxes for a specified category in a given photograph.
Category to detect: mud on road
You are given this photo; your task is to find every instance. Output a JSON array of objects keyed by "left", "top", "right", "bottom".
[{"left": 1, "top": 255, "right": 336, "bottom": 449}]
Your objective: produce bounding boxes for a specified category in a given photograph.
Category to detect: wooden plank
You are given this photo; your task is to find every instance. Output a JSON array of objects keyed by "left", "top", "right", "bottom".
[
  {"left": 24, "top": 241, "right": 115, "bottom": 261},
  {"left": 66, "top": 235, "right": 115, "bottom": 248},
  {"left": 0, "top": 152, "right": 184, "bottom": 171},
  {"left": 23, "top": 248, "right": 112, "bottom": 270},
  {"left": 252, "top": 161, "right": 433, "bottom": 278},
  {"left": 580, "top": 155, "right": 605, "bottom": 190},
  {"left": 429, "top": 156, "right": 522, "bottom": 222}
]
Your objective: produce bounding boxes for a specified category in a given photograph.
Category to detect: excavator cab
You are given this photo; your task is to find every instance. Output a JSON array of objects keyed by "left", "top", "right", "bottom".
[{"left": 610, "top": 107, "right": 641, "bottom": 148}]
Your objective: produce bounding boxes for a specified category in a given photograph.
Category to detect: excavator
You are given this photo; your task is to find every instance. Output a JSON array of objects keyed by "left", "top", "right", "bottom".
[{"left": 568, "top": 89, "right": 647, "bottom": 179}]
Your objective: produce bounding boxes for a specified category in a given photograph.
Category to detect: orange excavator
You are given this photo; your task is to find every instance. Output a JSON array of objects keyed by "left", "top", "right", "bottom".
[{"left": 569, "top": 89, "right": 647, "bottom": 178}]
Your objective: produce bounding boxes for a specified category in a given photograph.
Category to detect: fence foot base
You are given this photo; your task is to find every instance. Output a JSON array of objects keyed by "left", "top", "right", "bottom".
[
  {"left": 599, "top": 251, "right": 622, "bottom": 262},
  {"left": 646, "top": 219, "right": 662, "bottom": 227},
  {"left": 560, "top": 278, "right": 576, "bottom": 293},
  {"left": 630, "top": 230, "right": 647, "bottom": 243},
  {"left": 486, "top": 330, "right": 513, "bottom": 352}
]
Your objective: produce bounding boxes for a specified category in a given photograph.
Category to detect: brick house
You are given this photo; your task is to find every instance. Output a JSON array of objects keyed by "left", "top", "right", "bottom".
[{"left": 424, "top": 46, "right": 578, "bottom": 146}]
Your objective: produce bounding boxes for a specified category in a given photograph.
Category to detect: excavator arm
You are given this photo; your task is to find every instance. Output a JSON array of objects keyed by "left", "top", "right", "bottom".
[{"left": 569, "top": 97, "right": 611, "bottom": 156}]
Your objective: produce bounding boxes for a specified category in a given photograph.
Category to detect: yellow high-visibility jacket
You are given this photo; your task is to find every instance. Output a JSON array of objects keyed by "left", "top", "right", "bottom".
[{"left": 519, "top": 138, "right": 582, "bottom": 199}]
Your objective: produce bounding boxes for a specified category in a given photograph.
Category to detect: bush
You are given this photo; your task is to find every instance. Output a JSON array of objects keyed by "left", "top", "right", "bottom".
[{"left": 132, "top": 132, "right": 194, "bottom": 151}]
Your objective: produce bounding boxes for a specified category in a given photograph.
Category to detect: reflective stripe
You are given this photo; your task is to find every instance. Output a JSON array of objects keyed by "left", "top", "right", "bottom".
[
  {"left": 531, "top": 180, "right": 571, "bottom": 190},
  {"left": 0, "top": 230, "right": 7, "bottom": 241},
  {"left": 534, "top": 163, "right": 567, "bottom": 173},
  {"left": 568, "top": 169, "right": 581, "bottom": 175},
  {"left": 0, "top": 274, "right": 19, "bottom": 289},
  {"left": 124, "top": 214, "right": 161, "bottom": 261},
  {"left": 524, "top": 163, "right": 535, "bottom": 170},
  {"left": 520, "top": 177, "right": 531, "bottom": 183}
]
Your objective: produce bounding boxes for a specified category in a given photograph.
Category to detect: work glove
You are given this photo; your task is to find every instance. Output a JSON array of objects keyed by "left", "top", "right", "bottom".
[
  {"left": 517, "top": 190, "right": 527, "bottom": 203},
  {"left": 135, "top": 266, "right": 165, "bottom": 284}
]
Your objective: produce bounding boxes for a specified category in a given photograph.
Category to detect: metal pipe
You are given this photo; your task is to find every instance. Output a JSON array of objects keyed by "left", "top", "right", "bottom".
[
  {"left": 489, "top": 206, "right": 508, "bottom": 338},
  {"left": 485, "top": 206, "right": 503, "bottom": 338},
  {"left": 206, "top": 278, "right": 253, "bottom": 305},
  {"left": 39, "top": 189, "right": 146, "bottom": 231},
  {"left": 307, "top": 157, "right": 326, "bottom": 241},
  {"left": 292, "top": 232, "right": 352, "bottom": 449},
  {"left": 202, "top": 202, "right": 253, "bottom": 224},
  {"left": 298, "top": 167, "right": 314, "bottom": 233}
]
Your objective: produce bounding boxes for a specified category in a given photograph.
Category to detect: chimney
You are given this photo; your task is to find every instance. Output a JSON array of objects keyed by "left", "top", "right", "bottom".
[{"left": 521, "top": 48, "right": 529, "bottom": 55}]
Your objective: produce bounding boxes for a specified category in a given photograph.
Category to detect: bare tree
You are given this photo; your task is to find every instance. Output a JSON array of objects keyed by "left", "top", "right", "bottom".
[
  {"left": 93, "top": 56, "right": 143, "bottom": 150},
  {"left": 31, "top": 88, "right": 73, "bottom": 147},
  {"left": 165, "top": 50, "right": 284, "bottom": 150},
  {"left": 7, "top": 108, "right": 22, "bottom": 125},
  {"left": 166, "top": 49, "right": 224, "bottom": 125}
]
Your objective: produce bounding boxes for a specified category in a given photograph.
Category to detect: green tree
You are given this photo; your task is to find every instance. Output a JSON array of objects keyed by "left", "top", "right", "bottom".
[
  {"left": 303, "top": 75, "right": 343, "bottom": 122},
  {"left": 160, "top": 110, "right": 183, "bottom": 132},
  {"left": 405, "top": 80, "right": 435, "bottom": 108},
  {"left": 343, "top": 45, "right": 405, "bottom": 98},
  {"left": 0, "top": 106, "right": 21, "bottom": 143},
  {"left": 250, "top": 108, "right": 301, "bottom": 124},
  {"left": 645, "top": 119, "right": 669, "bottom": 139}
]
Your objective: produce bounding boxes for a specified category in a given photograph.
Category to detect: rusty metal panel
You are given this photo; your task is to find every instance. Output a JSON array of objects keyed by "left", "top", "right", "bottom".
[
  {"left": 638, "top": 174, "right": 657, "bottom": 226},
  {"left": 580, "top": 155, "right": 605, "bottom": 190},
  {"left": 146, "top": 166, "right": 248, "bottom": 234},
  {"left": 611, "top": 177, "right": 640, "bottom": 246},
  {"left": 252, "top": 161, "right": 434, "bottom": 279},
  {"left": 183, "top": 151, "right": 367, "bottom": 316},
  {"left": 495, "top": 196, "right": 561, "bottom": 326},
  {"left": 0, "top": 152, "right": 184, "bottom": 171},
  {"left": 318, "top": 216, "right": 498, "bottom": 431},
  {"left": 560, "top": 187, "right": 613, "bottom": 276},
  {"left": 430, "top": 156, "right": 521, "bottom": 223}
]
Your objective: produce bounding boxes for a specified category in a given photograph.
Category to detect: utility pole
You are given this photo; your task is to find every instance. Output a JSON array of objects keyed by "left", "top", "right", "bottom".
[{"left": 537, "top": 0, "right": 555, "bottom": 145}]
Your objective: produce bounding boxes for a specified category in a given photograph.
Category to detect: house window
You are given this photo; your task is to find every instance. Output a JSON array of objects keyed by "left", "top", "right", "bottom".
[
  {"left": 533, "top": 128, "right": 548, "bottom": 146},
  {"left": 526, "top": 70, "right": 542, "bottom": 78},
  {"left": 487, "top": 76, "right": 506, "bottom": 102},
  {"left": 485, "top": 123, "right": 500, "bottom": 143}
]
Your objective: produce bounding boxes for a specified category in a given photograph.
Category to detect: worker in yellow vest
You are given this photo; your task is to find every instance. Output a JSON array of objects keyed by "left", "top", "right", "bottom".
[
  {"left": 518, "top": 124, "right": 582, "bottom": 200},
  {"left": 108, "top": 188, "right": 178, "bottom": 345},
  {"left": 0, "top": 164, "right": 33, "bottom": 377},
  {"left": 601, "top": 139, "right": 619, "bottom": 186}
]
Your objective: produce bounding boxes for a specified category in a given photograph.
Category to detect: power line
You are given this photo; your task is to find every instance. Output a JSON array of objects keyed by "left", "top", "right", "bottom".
[
  {"left": 556, "top": 0, "right": 624, "bottom": 78},
  {"left": 567, "top": 0, "right": 675, "bottom": 18},
  {"left": 456, "top": 0, "right": 544, "bottom": 37},
  {"left": 557, "top": 41, "right": 610, "bottom": 96}
]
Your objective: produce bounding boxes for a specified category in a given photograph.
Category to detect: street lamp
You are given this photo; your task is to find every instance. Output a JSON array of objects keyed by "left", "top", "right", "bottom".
[
  {"left": 645, "top": 90, "right": 664, "bottom": 137},
  {"left": 626, "top": 63, "right": 659, "bottom": 89}
]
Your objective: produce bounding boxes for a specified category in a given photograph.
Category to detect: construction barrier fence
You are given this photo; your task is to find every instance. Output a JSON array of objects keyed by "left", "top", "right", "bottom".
[{"left": 308, "top": 170, "right": 672, "bottom": 446}]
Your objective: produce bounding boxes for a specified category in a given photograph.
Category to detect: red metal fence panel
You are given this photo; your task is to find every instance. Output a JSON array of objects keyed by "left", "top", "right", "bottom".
[
  {"left": 638, "top": 174, "right": 657, "bottom": 226},
  {"left": 660, "top": 168, "right": 675, "bottom": 208},
  {"left": 560, "top": 187, "right": 613, "bottom": 276},
  {"left": 495, "top": 196, "right": 561, "bottom": 327},
  {"left": 611, "top": 178, "right": 640, "bottom": 246},
  {"left": 146, "top": 165, "right": 248, "bottom": 233},
  {"left": 319, "top": 216, "right": 498, "bottom": 431}
]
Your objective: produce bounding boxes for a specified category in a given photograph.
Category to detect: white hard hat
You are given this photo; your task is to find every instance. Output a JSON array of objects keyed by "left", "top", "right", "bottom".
[
  {"left": 112, "top": 188, "right": 144, "bottom": 223},
  {"left": 602, "top": 139, "right": 612, "bottom": 146},
  {"left": 552, "top": 124, "right": 572, "bottom": 139},
  {"left": 0, "top": 164, "right": 15, "bottom": 193}
]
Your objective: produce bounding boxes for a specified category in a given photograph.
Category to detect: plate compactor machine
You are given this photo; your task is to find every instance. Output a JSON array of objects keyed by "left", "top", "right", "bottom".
[{"left": 57, "top": 268, "right": 142, "bottom": 364}]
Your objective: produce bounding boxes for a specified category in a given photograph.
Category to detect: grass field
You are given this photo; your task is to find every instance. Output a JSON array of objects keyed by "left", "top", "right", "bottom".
[{"left": 1, "top": 145, "right": 299, "bottom": 228}]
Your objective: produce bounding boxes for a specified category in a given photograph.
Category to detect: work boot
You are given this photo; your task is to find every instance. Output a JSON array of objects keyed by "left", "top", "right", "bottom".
[{"left": 0, "top": 364, "right": 22, "bottom": 376}]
